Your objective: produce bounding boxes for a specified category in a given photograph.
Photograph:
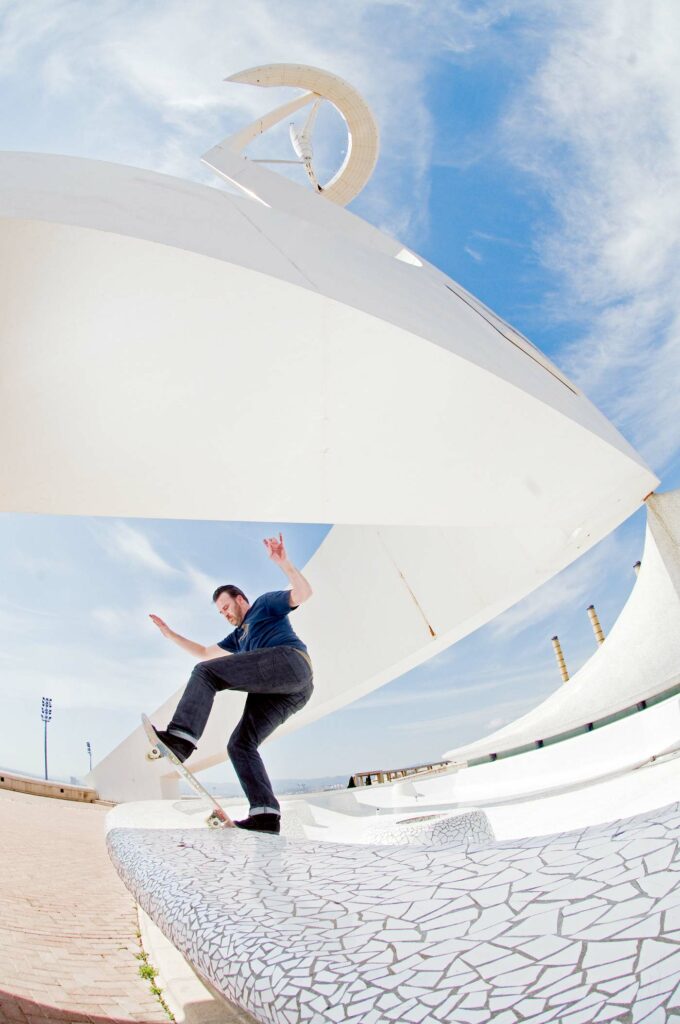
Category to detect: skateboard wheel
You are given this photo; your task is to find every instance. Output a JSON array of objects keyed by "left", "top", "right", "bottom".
[
  {"left": 146, "top": 747, "right": 161, "bottom": 761},
  {"left": 207, "top": 813, "right": 222, "bottom": 829}
]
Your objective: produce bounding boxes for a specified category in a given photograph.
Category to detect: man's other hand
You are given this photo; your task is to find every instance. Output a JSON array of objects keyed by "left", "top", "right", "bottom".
[{"left": 149, "top": 614, "right": 173, "bottom": 638}]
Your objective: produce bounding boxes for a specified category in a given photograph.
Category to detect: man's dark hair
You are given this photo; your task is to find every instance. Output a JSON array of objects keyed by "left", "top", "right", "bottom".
[{"left": 212, "top": 584, "right": 249, "bottom": 604}]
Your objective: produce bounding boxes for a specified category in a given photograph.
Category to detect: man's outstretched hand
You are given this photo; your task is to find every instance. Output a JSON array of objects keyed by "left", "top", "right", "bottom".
[
  {"left": 264, "top": 532, "right": 313, "bottom": 604},
  {"left": 148, "top": 615, "right": 216, "bottom": 660},
  {"left": 263, "top": 532, "right": 288, "bottom": 566},
  {"left": 149, "top": 614, "right": 173, "bottom": 638}
]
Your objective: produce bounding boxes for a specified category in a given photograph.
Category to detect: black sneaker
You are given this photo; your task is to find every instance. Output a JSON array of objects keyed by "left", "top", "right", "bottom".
[
  {"left": 153, "top": 728, "right": 195, "bottom": 763},
  {"left": 234, "top": 813, "right": 281, "bottom": 834}
]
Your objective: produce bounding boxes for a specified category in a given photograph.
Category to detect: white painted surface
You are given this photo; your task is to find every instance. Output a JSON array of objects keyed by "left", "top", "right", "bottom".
[
  {"left": 443, "top": 489, "right": 680, "bottom": 763},
  {"left": 289, "top": 755, "right": 680, "bottom": 845},
  {"left": 0, "top": 154, "right": 652, "bottom": 527},
  {"left": 296, "top": 693, "right": 679, "bottom": 815}
]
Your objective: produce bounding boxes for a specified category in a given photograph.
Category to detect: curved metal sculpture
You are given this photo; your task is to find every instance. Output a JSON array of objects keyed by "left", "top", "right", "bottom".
[{"left": 224, "top": 63, "right": 380, "bottom": 205}]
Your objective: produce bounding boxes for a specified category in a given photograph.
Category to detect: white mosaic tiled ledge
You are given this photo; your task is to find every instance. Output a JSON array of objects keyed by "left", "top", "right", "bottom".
[
  {"left": 278, "top": 808, "right": 496, "bottom": 847},
  {"left": 107, "top": 801, "right": 680, "bottom": 1024}
]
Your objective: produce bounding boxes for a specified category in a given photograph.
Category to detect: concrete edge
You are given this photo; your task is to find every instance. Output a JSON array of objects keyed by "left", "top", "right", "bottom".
[
  {"left": 0, "top": 769, "right": 97, "bottom": 802},
  {"left": 137, "top": 906, "right": 258, "bottom": 1023}
]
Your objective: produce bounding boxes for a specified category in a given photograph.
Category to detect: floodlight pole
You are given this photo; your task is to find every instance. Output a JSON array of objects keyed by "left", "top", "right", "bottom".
[
  {"left": 41, "top": 696, "right": 53, "bottom": 781},
  {"left": 86, "top": 741, "right": 92, "bottom": 772}
]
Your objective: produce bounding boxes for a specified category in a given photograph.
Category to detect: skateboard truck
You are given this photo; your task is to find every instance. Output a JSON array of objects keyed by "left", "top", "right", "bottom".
[
  {"left": 141, "top": 714, "right": 235, "bottom": 830},
  {"left": 207, "top": 808, "right": 232, "bottom": 829}
]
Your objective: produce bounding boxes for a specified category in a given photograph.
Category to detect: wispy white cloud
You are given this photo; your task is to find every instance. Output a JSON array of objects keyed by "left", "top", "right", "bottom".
[
  {"left": 182, "top": 562, "right": 220, "bottom": 600},
  {"left": 0, "top": 603, "right": 34, "bottom": 634},
  {"left": 348, "top": 682, "right": 474, "bottom": 712},
  {"left": 91, "top": 606, "right": 129, "bottom": 634},
  {"left": 0, "top": 624, "right": 186, "bottom": 709},
  {"left": 0, "top": 0, "right": 516, "bottom": 242},
  {"left": 490, "top": 513, "right": 629, "bottom": 641},
  {"left": 0, "top": 595, "right": 64, "bottom": 622},
  {"left": 347, "top": 667, "right": 542, "bottom": 712},
  {"left": 97, "top": 521, "right": 178, "bottom": 576},
  {"left": 389, "top": 694, "right": 540, "bottom": 736},
  {"left": 502, "top": 0, "right": 680, "bottom": 474},
  {"left": 10, "top": 550, "right": 72, "bottom": 578},
  {"left": 472, "top": 230, "right": 524, "bottom": 249},
  {"left": 88, "top": 576, "right": 224, "bottom": 641}
]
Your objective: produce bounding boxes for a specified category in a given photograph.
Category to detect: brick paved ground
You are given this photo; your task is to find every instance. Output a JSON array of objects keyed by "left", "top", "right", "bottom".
[{"left": 0, "top": 788, "right": 169, "bottom": 1024}]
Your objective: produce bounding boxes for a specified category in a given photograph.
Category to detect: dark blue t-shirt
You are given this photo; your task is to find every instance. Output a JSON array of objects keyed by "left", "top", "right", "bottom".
[{"left": 217, "top": 590, "right": 307, "bottom": 655}]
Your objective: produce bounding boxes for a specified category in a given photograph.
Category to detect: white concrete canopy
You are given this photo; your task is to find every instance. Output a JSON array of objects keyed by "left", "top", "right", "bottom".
[
  {"left": 0, "top": 132, "right": 657, "bottom": 801},
  {"left": 0, "top": 151, "right": 654, "bottom": 529}
]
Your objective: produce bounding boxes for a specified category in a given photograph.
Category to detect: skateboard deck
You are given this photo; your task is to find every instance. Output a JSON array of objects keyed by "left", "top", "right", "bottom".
[{"left": 141, "top": 714, "right": 234, "bottom": 829}]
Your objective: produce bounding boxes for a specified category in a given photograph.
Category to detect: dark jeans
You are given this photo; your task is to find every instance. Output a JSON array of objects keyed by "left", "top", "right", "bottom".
[{"left": 167, "top": 645, "right": 313, "bottom": 815}]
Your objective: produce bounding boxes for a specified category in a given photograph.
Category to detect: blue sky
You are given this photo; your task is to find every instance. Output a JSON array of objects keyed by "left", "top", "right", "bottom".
[{"left": 1, "top": 1, "right": 679, "bottom": 785}]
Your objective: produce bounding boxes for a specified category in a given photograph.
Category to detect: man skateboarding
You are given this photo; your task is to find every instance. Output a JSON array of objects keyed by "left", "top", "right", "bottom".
[{"left": 149, "top": 533, "right": 313, "bottom": 834}]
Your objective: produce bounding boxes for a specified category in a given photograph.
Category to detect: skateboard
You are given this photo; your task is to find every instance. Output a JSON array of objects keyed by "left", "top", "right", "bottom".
[{"left": 141, "top": 714, "right": 234, "bottom": 829}]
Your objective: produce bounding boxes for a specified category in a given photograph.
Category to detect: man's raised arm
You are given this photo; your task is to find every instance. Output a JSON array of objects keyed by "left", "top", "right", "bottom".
[
  {"left": 148, "top": 614, "right": 227, "bottom": 660},
  {"left": 263, "top": 533, "right": 313, "bottom": 607}
]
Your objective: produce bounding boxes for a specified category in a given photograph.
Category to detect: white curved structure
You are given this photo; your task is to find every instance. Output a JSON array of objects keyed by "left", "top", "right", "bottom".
[
  {"left": 0, "top": 151, "right": 653, "bottom": 527},
  {"left": 443, "top": 489, "right": 680, "bottom": 764},
  {"left": 0, "top": 69, "right": 657, "bottom": 803},
  {"left": 224, "top": 63, "right": 380, "bottom": 204}
]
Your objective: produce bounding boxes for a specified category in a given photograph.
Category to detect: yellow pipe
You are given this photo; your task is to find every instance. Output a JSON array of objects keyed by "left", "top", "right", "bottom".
[
  {"left": 587, "top": 604, "right": 605, "bottom": 646},
  {"left": 551, "top": 635, "right": 570, "bottom": 683}
]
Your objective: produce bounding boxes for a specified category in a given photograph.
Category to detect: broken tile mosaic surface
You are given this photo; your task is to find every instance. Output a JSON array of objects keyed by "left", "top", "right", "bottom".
[{"left": 108, "top": 801, "right": 680, "bottom": 1023}]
